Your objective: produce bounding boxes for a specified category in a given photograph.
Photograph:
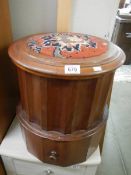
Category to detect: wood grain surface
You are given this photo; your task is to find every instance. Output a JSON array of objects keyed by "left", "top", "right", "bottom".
[
  {"left": 8, "top": 30, "right": 125, "bottom": 166},
  {"left": 17, "top": 69, "right": 114, "bottom": 134},
  {"left": 57, "top": 0, "right": 72, "bottom": 32},
  {"left": 0, "top": 0, "right": 19, "bottom": 174},
  {"left": 8, "top": 2, "right": 125, "bottom": 165},
  {"left": 15, "top": 60, "right": 120, "bottom": 166},
  {"left": 0, "top": 0, "right": 19, "bottom": 144}
]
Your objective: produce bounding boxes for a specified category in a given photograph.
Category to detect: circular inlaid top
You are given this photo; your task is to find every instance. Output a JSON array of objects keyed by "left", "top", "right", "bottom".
[
  {"left": 8, "top": 32, "right": 125, "bottom": 79},
  {"left": 27, "top": 33, "right": 107, "bottom": 59}
]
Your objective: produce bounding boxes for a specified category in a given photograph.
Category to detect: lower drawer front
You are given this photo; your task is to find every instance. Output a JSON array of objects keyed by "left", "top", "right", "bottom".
[{"left": 2, "top": 156, "right": 87, "bottom": 175}]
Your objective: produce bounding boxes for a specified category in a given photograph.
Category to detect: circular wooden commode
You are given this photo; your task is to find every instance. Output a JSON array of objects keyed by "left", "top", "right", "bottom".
[{"left": 8, "top": 33, "right": 125, "bottom": 166}]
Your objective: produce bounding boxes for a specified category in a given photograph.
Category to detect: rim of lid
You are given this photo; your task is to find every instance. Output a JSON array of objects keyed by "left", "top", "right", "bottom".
[{"left": 8, "top": 33, "right": 126, "bottom": 79}]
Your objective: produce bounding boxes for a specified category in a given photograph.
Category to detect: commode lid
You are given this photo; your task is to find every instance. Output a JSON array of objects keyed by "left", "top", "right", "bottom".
[
  {"left": 8, "top": 32, "right": 125, "bottom": 79},
  {"left": 27, "top": 33, "right": 107, "bottom": 59}
]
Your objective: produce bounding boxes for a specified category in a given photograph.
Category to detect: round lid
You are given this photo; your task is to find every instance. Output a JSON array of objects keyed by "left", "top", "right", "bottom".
[{"left": 8, "top": 32, "right": 125, "bottom": 79}]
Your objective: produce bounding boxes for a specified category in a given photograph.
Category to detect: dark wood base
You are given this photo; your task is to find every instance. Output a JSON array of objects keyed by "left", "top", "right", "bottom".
[{"left": 18, "top": 105, "right": 108, "bottom": 166}]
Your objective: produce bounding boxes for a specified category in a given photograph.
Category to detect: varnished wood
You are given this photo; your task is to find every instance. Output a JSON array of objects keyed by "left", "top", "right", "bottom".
[
  {"left": 55, "top": 0, "right": 111, "bottom": 154},
  {"left": 99, "top": 71, "right": 114, "bottom": 153},
  {"left": 0, "top": 0, "right": 19, "bottom": 143},
  {"left": 20, "top": 118, "right": 105, "bottom": 166},
  {"left": 0, "top": 0, "right": 12, "bottom": 48},
  {"left": 57, "top": 0, "right": 116, "bottom": 155},
  {"left": 9, "top": 33, "right": 125, "bottom": 166},
  {"left": 0, "top": 0, "right": 19, "bottom": 174},
  {"left": 17, "top": 69, "right": 114, "bottom": 134},
  {"left": 8, "top": 34, "right": 125, "bottom": 79},
  {"left": 57, "top": 0, "right": 72, "bottom": 32}
]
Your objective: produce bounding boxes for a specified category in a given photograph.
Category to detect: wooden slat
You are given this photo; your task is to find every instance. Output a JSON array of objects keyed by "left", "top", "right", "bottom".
[
  {"left": 0, "top": 0, "right": 12, "bottom": 48},
  {"left": 0, "top": 1, "right": 16, "bottom": 175},
  {"left": 99, "top": 77, "right": 114, "bottom": 153},
  {"left": 57, "top": 0, "right": 72, "bottom": 32},
  {"left": 0, "top": 0, "right": 19, "bottom": 143}
]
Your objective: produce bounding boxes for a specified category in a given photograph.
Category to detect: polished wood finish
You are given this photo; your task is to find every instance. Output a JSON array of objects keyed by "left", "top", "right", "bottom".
[
  {"left": 16, "top": 69, "right": 113, "bottom": 166},
  {"left": 57, "top": 0, "right": 72, "bottom": 32},
  {"left": 99, "top": 72, "right": 114, "bottom": 153},
  {"left": 19, "top": 112, "right": 106, "bottom": 166},
  {"left": 0, "top": 0, "right": 12, "bottom": 48},
  {"left": 0, "top": 0, "right": 19, "bottom": 174},
  {"left": 17, "top": 69, "right": 114, "bottom": 133},
  {"left": 9, "top": 33, "right": 125, "bottom": 166},
  {"left": 8, "top": 35, "right": 125, "bottom": 79},
  {"left": 0, "top": 0, "right": 18, "bottom": 143}
]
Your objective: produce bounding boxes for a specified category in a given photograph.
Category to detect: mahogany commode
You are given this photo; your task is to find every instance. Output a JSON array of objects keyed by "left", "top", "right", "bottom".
[{"left": 8, "top": 33, "right": 125, "bottom": 166}]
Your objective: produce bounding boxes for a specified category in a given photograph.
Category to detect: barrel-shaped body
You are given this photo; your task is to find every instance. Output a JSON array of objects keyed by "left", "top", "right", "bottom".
[
  {"left": 8, "top": 33, "right": 125, "bottom": 166},
  {"left": 18, "top": 69, "right": 114, "bottom": 133}
]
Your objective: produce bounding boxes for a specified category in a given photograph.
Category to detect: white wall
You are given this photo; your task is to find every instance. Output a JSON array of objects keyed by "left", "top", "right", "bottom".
[
  {"left": 9, "top": 0, "right": 57, "bottom": 40},
  {"left": 9, "top": 0, "right": 120, "bottom": 41},
  {"left": 71, "top": 0, "right": 120, "bottom": 40}
]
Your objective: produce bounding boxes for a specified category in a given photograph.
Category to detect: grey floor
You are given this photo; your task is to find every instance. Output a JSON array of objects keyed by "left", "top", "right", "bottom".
[{"left": 96, "top": 82, "right": 131, "bottom": 175}]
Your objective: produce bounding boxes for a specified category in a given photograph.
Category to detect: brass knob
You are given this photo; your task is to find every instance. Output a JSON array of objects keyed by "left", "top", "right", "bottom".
[
  {"left": 49, "top": 151, "right": 57, "bottom": 160},
  {"left": 44, "top": 169, "right": 54, "bottom": 175}
]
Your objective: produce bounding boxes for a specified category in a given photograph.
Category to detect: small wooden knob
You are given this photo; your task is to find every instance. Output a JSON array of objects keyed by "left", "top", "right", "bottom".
[{"left": 49, "top": 151, "right": 57, "bottom": 160}]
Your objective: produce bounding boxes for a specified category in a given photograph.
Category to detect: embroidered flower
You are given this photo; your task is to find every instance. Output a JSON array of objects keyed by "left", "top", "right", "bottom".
[{"left": 27, "top": 33, "right": 107, "bottom": 58}]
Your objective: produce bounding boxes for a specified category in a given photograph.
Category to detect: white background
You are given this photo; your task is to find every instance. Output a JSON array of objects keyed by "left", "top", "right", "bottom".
[{"left": 9, "top": 0, "right": 120, "bottom": 40}]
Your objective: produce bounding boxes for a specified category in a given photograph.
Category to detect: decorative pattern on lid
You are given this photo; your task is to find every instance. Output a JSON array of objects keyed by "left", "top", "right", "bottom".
[{"left": 28, "top": 33, "right": 108, "bottom": 59}]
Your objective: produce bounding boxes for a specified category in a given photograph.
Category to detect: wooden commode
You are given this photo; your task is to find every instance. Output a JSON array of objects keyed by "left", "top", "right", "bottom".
[{"left": 8, "top": 32, "right": 125, "bottom": 166}]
